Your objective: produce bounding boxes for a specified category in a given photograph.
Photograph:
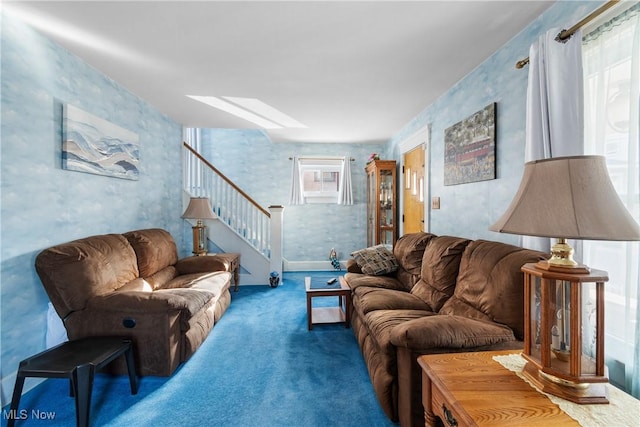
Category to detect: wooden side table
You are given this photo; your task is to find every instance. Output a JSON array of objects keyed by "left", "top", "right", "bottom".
[
  {"left": 209, "top": 253, "right": 240, "bottom": 291},
  {"left": 418, "top": 350, "right": 579, "bottom": 426}
]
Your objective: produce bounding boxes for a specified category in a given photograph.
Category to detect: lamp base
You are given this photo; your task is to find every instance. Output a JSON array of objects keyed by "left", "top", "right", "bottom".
[
  {"left": 535, "top": 259, "right": 590, "bottom": 274},
  {"left": 192, "top": 222, "right": 208, "bottom": 256},
  {"left": 536, "top": 238, "right": 590, "bottom": 274},
  {"left": 522, "top": 361, "right": 609, "bottom": 404}
]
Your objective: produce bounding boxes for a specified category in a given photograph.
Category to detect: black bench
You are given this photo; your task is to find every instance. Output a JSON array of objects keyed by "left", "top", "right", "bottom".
[{"left": 8, "top": 337, "right": 138, "bottom": 427}]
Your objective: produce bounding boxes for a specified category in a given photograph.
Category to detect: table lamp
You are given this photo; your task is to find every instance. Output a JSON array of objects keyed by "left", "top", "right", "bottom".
[
  {"left": 490, "top": 155, "right": 640, "bottom": 403},
  {"left": 182, "top": 197, "right": 216, "bottom": 256}
]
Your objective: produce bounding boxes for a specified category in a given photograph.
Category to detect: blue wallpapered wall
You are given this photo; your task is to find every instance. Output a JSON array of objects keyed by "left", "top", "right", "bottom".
[
  {"left": 1, "top": 13, "right": 183, "bottom": 402},
  {"left": 389, "top": 1, "right": 599, "bottom": 244}
]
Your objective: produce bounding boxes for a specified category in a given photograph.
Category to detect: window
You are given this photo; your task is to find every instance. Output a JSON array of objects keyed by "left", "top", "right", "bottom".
[
  {"left": 299, "top": 159, "right": 342, "bottom": 204},
  {"left": 183, "top": 127, "right": 203, "bottom": 194},
  {"left": 582, "top": 3, "right": 639, "bottom": 396}
]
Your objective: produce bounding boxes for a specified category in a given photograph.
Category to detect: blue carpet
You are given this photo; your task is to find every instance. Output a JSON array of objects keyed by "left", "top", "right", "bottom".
[{"left": 4, "top": 272, "right": 397, "bottom": 427}]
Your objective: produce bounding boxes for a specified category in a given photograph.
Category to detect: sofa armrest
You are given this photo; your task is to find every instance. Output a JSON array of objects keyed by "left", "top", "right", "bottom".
[
  {"left": 175, "top": 256, "right": 228, "bottom": 275},
  {"left": 67, "top": 291, "right": 195, "bottom": 376},
  {"left": 389, "top": 315, "right": 515, "bottom": 351},
  {"left": 343, "top": 272, "right": 408, "bottom": 292},
  {"left": 346, "top": 259, "right": 362, "bottom": 273}
]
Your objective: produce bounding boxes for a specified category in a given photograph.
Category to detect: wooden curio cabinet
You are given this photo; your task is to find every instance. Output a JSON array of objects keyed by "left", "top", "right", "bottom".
[{"left": 366, "top": 160, "right": 397, "bottom": 247}]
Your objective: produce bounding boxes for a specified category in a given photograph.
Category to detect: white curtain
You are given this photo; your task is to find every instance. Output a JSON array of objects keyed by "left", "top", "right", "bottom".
[
  {"left": 526, "top": 28, "right": 584, "bottom": 160},
  {"left": 523, "top": 27, "right": 584, "bottom": 252},
  {"left": 582, "top": 4, "right": 640, "bottom": 398},
  {"left": 289, "top": 156, "right": 304, "bottom": 205},
  {"left": 337, "top": 155, "right": 353, "bottom": 205}
]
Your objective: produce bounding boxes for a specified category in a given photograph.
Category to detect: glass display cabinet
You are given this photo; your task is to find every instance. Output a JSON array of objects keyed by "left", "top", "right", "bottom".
[{"left": 366, "top": 160, "right": 397, "bottom": 247}]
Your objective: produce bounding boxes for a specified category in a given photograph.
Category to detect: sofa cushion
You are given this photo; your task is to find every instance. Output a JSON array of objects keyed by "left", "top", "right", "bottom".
[
  {"left": 124, "top": 228, "right": 179, "bottom": 278},
  {"left": 154, "top": 288, "right": 216, "bottom": 321},
  {"left": 389, "top": 315, "right": 516, "bottom": 351},
  {"left": 393, "top": 232, "right": 437, "bottom": 288},
  {"left": 35, "top": 233, "right": 139, "bottom": 318},
  {"left": 351, "top": 245, "right": 399, "bottom": 275},
  {"left": 439, "top": 239, "right": 547, "bottom": 339},
  {"left": 163, "top": 271, "right": 231, "bottom": 295},
  {"left": 353, "top": 287, "right": 432, "bottom": 316},
  {"left": 394, "top": 233, "right": 436, "bottom": 271},
  {"left": 410, "top": 236, "right": 470, "bottom": 311}
]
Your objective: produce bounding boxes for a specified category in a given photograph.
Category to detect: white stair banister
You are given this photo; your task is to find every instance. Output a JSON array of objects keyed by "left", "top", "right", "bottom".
[{"left": 182, "top": 142, "right": 279, "bottom": 265}]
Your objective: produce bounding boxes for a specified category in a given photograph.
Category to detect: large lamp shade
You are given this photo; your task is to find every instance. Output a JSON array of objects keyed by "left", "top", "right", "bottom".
[
  {"left": 182, "top": 197, "right": 216, "bottom": 221},
  {"left": 490, "top": 155, "right": 640, "bottom": 241}
]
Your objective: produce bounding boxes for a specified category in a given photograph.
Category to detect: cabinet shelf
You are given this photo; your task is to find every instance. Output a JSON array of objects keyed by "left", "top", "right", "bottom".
[{"left": 366, "top": 160, "right": 397, "bottom": 247}]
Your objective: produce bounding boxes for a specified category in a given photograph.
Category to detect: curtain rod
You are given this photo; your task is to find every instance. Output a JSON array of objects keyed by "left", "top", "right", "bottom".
[
  {"left": 515, "top": 0, "right": 620, "bottom": 69},
  {"left": 289, "top": 156, "right": 356, "bottom": 161}
]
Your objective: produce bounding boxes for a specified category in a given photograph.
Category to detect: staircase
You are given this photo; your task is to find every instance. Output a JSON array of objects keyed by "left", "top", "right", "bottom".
[{"left": 182, "top": 142, "right": 283, "bottom": 285}]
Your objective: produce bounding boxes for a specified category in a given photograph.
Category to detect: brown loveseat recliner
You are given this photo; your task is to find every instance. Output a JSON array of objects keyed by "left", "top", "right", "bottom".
[
  {"left": 35, "top": 228, "right": 232, "bottom": 376},
  {"left": 344, "top": 232, "right": 547, "bottom": 426}
]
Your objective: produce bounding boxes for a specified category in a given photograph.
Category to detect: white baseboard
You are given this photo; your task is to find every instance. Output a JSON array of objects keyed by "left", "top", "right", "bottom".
[{"left": 283, "top": 260, "right": 346, "bottom": 272}]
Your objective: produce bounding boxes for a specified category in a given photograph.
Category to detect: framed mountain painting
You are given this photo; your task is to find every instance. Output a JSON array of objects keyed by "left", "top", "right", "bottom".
[{"left": 62, "top": 104, "right": 140, "bottom": 180}]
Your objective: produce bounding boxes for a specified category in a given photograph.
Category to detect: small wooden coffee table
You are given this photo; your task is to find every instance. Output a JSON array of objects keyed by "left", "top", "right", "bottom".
[
  {"left": 305, "top": 276, "right": 351, "bottom": 330},
  {"left": 418, "top": 350, "right": 579, "bottom": 426}
]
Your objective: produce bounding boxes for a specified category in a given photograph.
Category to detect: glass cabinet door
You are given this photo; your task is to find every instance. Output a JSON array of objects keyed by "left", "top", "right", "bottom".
[
  {"left": 367, "top": 168, "right": 376, "bottom": 246},
  {"left": 366, "top": 160, "right": 397, "bottom": 247}
]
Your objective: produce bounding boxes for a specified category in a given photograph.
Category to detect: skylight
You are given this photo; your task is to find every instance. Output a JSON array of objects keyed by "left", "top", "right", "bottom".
[{"left": 187, "top": 95, "right": 307, "bottom": 130}]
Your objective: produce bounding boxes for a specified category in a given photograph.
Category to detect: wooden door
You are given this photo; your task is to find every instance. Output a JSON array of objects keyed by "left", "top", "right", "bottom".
[{"left": 403, "top": 146, "right": 424, "bottom": 234}]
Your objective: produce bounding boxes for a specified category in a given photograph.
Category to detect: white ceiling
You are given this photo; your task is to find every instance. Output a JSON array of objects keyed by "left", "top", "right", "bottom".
[{"left": 4, "top": 1, "right": 553, "bottom": 144}]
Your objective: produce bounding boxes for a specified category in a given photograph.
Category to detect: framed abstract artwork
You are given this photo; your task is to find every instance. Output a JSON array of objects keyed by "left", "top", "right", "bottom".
[
  {"left": 62, "top": 104, "right": 140, "bottom": 180},
  {"left": 444, "top": 103, "right": 496, "bottom": 186}
]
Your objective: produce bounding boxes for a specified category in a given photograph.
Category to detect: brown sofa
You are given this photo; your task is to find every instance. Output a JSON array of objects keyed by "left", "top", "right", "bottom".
[
  {"left": 344, "top": 232, "right": 547, "bottom": 426},
  {"left": 35, "top": 228, "right": 232, "bottom": 376}
]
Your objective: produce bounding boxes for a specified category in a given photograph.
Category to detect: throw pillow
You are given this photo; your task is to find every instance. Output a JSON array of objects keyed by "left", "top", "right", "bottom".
[{"left": 351, "top": 245, "right": 399, "bottom": 276}]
